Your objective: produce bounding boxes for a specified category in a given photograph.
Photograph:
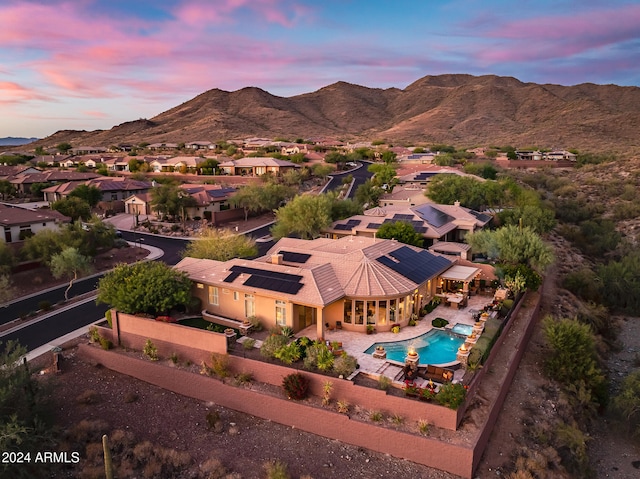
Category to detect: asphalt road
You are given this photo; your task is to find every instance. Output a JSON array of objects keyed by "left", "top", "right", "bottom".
[{"left": 324, "top": 161, "right": 373, "bottom": 198}]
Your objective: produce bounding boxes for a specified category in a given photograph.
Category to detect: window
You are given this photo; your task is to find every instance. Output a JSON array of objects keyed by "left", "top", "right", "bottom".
[
  {"left": 366, "top": 301, "right": 376, "bottom": 325},
  {"left": 208, "top": 286, "right": 218, "bottom": 305},
  {"left": 378, "top": 300, "right": 387, "bottom": 326},
  {"left": 244, "top": 294, "right": 255, "bottom": 318},
  {"left": 275, "top": 300, "right": 286, "bottom": 326},
  {"left": 233, "top": 291, "right": 239, "bottom": 301},
  {"left": 354, "top": 300, "right": 364, "bottom": 325},
  {"left": 343, "top": 299, "right": 352, "bottom": 324}
]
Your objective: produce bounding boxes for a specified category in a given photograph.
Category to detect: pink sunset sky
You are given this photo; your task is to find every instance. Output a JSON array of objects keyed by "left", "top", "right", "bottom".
[{"left": 1, "top": 0, "right": 639, "bottom": 138}]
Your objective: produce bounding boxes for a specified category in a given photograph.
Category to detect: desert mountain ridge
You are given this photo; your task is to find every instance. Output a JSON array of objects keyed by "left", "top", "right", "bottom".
[{"left": 35, "top": 74, "right": 640, "bottom": 155}]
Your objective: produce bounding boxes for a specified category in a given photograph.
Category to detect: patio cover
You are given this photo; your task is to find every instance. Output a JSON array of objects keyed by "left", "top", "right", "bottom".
[{"left": 439, "top": 265, "right": 481, "bottom": 283}]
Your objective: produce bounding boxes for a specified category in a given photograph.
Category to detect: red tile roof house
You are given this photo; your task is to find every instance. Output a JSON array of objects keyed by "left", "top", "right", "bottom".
[
  {"left": 218, "top": 157, "right": 301, "bottom": 176},
  {"left": 174, "top": 235, "right": 482, "bottom": 341},
  {"left": 178, "top": 184, "right": 237, "bottom": 219},
  {"left": 149, "top": 156, "right": 206, "bottom": 173},
  {"left": 0, "top": 203, "right": 70, "bottom": 244},
  {"left": 9, "top": 171, "right": 99, "bottom": 196},
  {"left": 43, "top": 177, "right": 151, "bottom": 203}
]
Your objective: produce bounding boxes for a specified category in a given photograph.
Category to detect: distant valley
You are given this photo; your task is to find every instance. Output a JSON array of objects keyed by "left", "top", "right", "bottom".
[{"left": 0, "top": 137, "right": 39, "bottom": 146}]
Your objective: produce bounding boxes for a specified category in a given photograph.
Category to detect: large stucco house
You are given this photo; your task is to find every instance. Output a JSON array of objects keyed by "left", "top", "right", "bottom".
[{"left": 174, "top": 235, "right": 482, "bottom": 341}]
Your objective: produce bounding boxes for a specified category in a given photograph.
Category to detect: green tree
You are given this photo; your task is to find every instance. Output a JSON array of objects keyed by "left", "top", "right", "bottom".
[
  {"left": 231, "top": 183, "right": 294, "bottom": 221},
  {"left": 380, "top": 150, "right": 397, "bottom": 164},
  {"left": 542, "top": 317, "right": 607, "bottom": 408},
  {"left": 466, "top": 225, "right": 554, "bottom": 273},
  {"left": 0, "top": 180, "right": 16, "bottom": 200},
  {"left": 596, "top": 252, "right": 640, "bottom": 313},
  {"left": 0, "top": 241, "right": 16, "bottom": 275},
  {"left": 150, "top": 183, "right": 184, "bottom": 220},
  {"left": 426, "top": 175, "right": 506, "bottom": 211},
  {"left": 311, "top": 163, "right": 333, "bottom": 179},
  {"left": 96, "top": 262, "right": 192, "bottom": 316},
  {"left": 271, "top": 194, "right": 333, "bottom": 239},
  {"left": 354, "top": 179, "right": 383, "bottom": 208},
  {"left": 368, "top": 163, "right": 397, "bottom": 188},
  {"left": 127, "top": 158, "right": 142, "bottom": 172},
  {"left": 330, "top": 196, "right": 363, "bottom": 220},
  {"left": 29, "top": 182, "right": 53, "bottom": 199},
  {"left": 182, "top": 228, "right": 258, "bottom": 260},
  {"left": 498, "top": 203, "right": 556, "bottom": 234},
  {"left": 0, "top": 275, "right": 15, "bottom": 304},
  {"left": 51, "top": 196, "right": 91, "bottom": 221},
  {"left": 376, "top": 221, "right": 424, "bottom": 247},
  {"left": 324, "top": 151, "right": 347, "bottom": 167},
  {"left": 68, "top": 184, "right": 103, "bottom": 208},
  {"left": 198, "top": 158, "right": 219, "bottom": 175},
  {"left": 56, "top": 142, "right": 72, "bottom": 153},
  {"left": 50, "top": 247, "right": 93, "bottom": 300}
]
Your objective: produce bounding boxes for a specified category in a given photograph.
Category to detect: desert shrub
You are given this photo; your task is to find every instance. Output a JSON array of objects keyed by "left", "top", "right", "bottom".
[
  {"left": 99, "top": 336, "right": 113, "bottom": 350},
  {"left": 424, "top": 297, "right": 440, "bottom": 313},
  {"left": 280, "top": 325, "right": 294, "bottom": 338},
  {"left": 206, "top": 410, "right": 223, "bottom": 432},
  {"left": 264, "top": 459, "right": 290, "bottom": 479},
  {"left": 391, "top": 413, "right": 404, "bottom": 424},
  {"left": 553, "top": 422, "right": 591, "bottom": 477},
  {"left": 66, "top": 419, "right": 109, "bottom": 444},
  {"left": 260, "top": 334, "right": 288, "bottom": 359},
  {"left": 303, "top": 342, "right": 333, "bottom": 370},
  {"left": 431, "top": 317, "right": 449, "bottom": 328},
  {"left": 76, "top": 389, "right": 99, "bottom": 405},
  {"left": 246, "top": 315, "right": 262, "bottom": 331},
  {"left": 242, "top": 338, "right": 256, "bottom": 350},
  {"left": 612, "top": 370, "right": 640, "bottom": 438},
  {"left": 38, "top": 300, "right": 51, "bottom": 311},
  {"left": 435, "top": 383, "right": 466, "bottom": 409},
  {"left": 282, "top": 372, "right": 309, "bottom": 400},
  {"left": 169, "top": 352, "right": 179, "bottom": 364},
  {"left": 210, "top": 353, "right": 230, "bottom": 378},
  {"left": 143, "top": 339, "right": 158, "bottom": 361},
  {"left": 542, "top": 317, "right": 607, "bottom": 408},
  {"left": 88, "top": 326, "right": 101, "bottom": 343},
  {"left": 322, "top": 381, "right": 333, "bottom": 406},
  {"left": 123, "top": 392, "right": 139, "bottom": 403},
  {"left": 274, "top": 341, "right": 301, "bottom": 364},
  {"left": 378, "top": 375, "right": 391, "bottom": 391},
  {"left": 417, "top": 419, "right": 430, "bottom": 435},
  {"left": 369, "top": 410, "right": 383, "bottom": 422},
  {"left": 333, "top": 354, "right": 357, "bottom": 377},
  {"left": 498, "top": 263, "right": 542, "bottom": 291},
  {"left": 235, "top": 371, "right": 253, "bottom": 385},
  {"left": 336, "top": 400, "right": 349, "bottom": 414},
  {"left": 562, "top": 267, "right": 602, "bottom": 304}
]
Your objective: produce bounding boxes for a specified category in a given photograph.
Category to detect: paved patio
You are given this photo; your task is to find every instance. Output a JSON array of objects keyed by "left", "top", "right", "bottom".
[{"left": 298, "top": 293, "right": 492, "bottom": 383}]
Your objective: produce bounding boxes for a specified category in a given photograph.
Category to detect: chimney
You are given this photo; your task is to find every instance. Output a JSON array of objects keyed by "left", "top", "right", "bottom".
[
  {"left": 271, "top": 253, "right": 283, "bottom": 265},
  {"left": 454, "top": 200, "right": 460, "bottom": 207}
]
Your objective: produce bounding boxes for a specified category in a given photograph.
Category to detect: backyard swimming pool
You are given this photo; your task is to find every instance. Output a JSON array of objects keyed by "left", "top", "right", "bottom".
[
  {"left": 451, "top": 323, "right": 473, "bottom": 336},
  {"left": 365, "top": 329, "right": 466, "bottom": 365}
]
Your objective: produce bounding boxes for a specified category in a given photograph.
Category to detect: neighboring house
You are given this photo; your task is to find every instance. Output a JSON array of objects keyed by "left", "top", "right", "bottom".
[
  {"left": 0, "top": 165, "right": 41, "bottom": 180},
  {"left": 29, "top": 155, "right": 72, "bottom": 167},
  {"left": 59, "top": 158, "right": 77, "bottom": 168},
  {"left": 9, "top": 171, "right": 99, "bottom": 196},
  {"left": 325, "top": 202, "right": 492, "bottom": 247},
  {"left": 0, "top": 204, "right": 70, "bottom": 243},
  {"left": 396, "top": 166, "right": 469, "bottom": 187},
  {"left": 185, "top": 141, "right": 216, "bottom": 150},
  {"left": 43, "top": 177, "right": 151, "bottom": 203},
  {"left": 397, "top": 152, "right": 437, "bottom": 164},
  {"left": 218, "top": 157, "right": 300, "bottom": 176},
  {"left": 271, "top": 141, "right": 308, "bottom": 156},
  {"left": 102, "top": 157, "right": 130, "bottom": 171},
  {"left": 379, "top": 185, "right": 431, "bottom": 208},
  {"left": 515, "top": 150, "right": 543, "bottom": 161},
  {"left": 69, "top": 146, "right": 108, "bottom": 155},
  {"left": 174, "top": 235, "right": 483, "bottom": 339},
  {"left": 124, "top": 192, "right": 152, "bottom": 216},
  {"left": 545, "top": 150, "right": 577, "bottom": 161},
  {"left": 178, "top": 184, "right": 236, "bottom": 219},
  {"left": 149, "top": 156, "right": 204, "bottom": 173},
  {"left": 148, "top": 143, "right": 179, "bottom": 151},
  {"left": 241, "top": 138, "right": 272, "bottom": 152}
]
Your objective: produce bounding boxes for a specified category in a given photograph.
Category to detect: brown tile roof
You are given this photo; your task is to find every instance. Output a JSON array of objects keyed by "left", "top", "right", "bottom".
[{"left": 0, "top": 204, "right": 70, "bottom": 227}]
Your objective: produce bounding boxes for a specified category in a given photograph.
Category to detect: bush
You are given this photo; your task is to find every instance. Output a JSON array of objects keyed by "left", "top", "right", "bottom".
[
  {"left": 432, "top": 317, "right": 449, "bottom": 328},
  {"left": 105, "top": 309, "right": 113, "bottom": 328},
  {"left": 210, "top": 353, "right": 230, "bottom": 378},
  {"left": 333, "top": 354, "right": 357, "bottom": 377},
  {"left": 274, "top": 342, "right": 302, "bottom": 364},
  {"left": 143, "top": 339, "right": 158, "bottom": 361},
  {"left": 303, "top": 342, "right": 333, "bottom": 370},
  {"left": 612, "top": 370, "right": 640, "bottom": 438},
  {"left": 435, "top": 383, "right": 467, "bottom": 409},
  {"left": 260, "top": 334, "right": 289, "bottom": 359},
  {"left": 38, "top": 300, "right": 51, "bottom": 311},
  {"left": 242, "top": 338, "right": 256, "bottom": 350},
  {"left": 99, "top": 337, "right": 113, "bottom": 350},
  {"left": 282, "top": 372, "right": 309, "bottom": 400},
  {"left": 264, "top": 459, "right": 290, "bottom": 479},
  {"left": 88, "top": 326, "right": 101, "bottom": 343}
]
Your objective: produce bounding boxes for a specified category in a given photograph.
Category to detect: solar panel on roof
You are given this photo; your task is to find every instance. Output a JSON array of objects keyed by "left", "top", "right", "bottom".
[
  {"left": 367, "top": 223, "right": 382, "bottom": 229},
  {"left": 412, "top": 204, "right": 454, "bottom": 228},
  {"left": 376, "top": 246, "right": 452, "bottom": 283},
  {"left": 333, "top": 224, "right": 352, "bottom": 230},
  {"left": 281, "top": 251, "right": 311, "bottom": 263},
  {"left": 222, "top": 265, "right": 304, "bottom": 294},
  {"left": 393, "top": 214, "right": 414, "bottom": 221},
  {"left": 346, "top": 219, "right": 361, "bottom": 226}
]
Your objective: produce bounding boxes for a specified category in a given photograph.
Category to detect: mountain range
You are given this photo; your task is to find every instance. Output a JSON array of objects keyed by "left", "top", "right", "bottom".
[
  {"left": 0, "top": 137, "right": 39, "bottom": 146},
  {"left": 37, "top": 74, "right": 640, "bottom": 154}
]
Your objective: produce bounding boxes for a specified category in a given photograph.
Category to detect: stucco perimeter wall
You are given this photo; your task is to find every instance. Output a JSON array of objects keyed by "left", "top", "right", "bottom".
[
  {"left": 77, "top": 344, "right": 475, "bottom": 478},
  {"left": 226, "top": 355, "right": 461, "bottom": 430},
  {"left": 110, "top": 310, "right": 228, "bottom": 364}
]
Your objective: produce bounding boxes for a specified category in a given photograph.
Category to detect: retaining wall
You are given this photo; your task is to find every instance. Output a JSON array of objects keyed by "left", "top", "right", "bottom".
[{"left": 78, "top": 344, "right": 475, "bottom": 478}]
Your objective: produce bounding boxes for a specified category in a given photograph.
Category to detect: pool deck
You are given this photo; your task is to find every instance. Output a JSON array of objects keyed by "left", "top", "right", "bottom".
[{"left": 297, "top": 293, "right": 491, "bottom": 383}]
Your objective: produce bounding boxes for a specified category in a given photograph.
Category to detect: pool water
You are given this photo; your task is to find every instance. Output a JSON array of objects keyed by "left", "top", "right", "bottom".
[
  {"left": 365, "top": 329, "right": 465, "bottom": 365},
  {"left": 451, "top": 323, "right": 473, "bottom": 336}
]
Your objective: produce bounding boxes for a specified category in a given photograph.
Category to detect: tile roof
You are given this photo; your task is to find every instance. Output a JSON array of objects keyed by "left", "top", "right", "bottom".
[{"left": 0, "top": 204, "right": 70, "bottom": 227}]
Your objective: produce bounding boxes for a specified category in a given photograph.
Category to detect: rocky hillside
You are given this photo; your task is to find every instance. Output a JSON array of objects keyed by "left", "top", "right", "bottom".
[{"left": 38, "top": 74, "right": 640, "bottom": 154}]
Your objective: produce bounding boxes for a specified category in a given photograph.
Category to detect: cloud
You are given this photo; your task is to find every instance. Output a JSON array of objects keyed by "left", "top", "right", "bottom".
[
  {"left": 0, "top": 81, "right": 52, "bottom": 104},
  {"left": 471, "top": 4, "right": 640, "bottom": 64}
]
